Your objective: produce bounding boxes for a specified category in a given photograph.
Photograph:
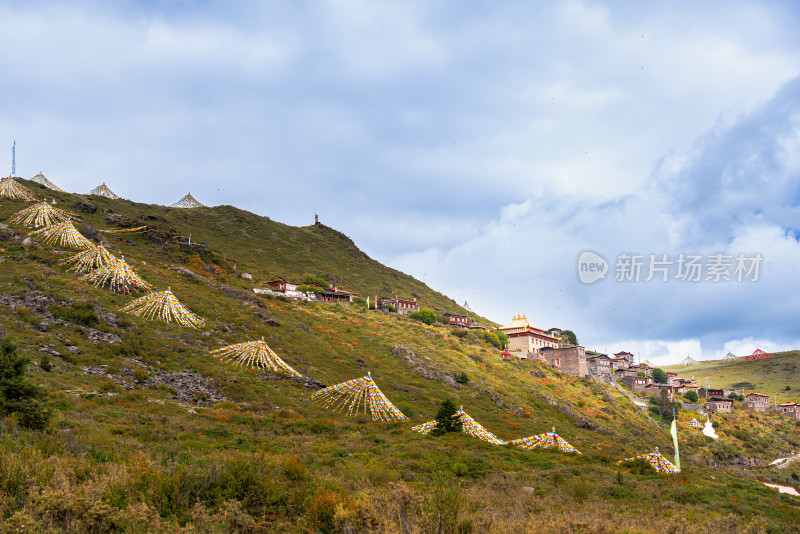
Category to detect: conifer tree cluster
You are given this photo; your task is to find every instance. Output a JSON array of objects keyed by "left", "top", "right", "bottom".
[
  {"left": 431, "top": 398, "right": 462, "bottom": 436},
  {"left": 0, "top": 338, "right": 52, "bottom": 430}
]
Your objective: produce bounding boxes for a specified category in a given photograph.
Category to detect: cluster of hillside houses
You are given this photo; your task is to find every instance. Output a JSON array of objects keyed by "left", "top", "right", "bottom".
[
  {"left": 255, "top": 283, "right": 800, "bottom": 418},
  {"left": 494, "top": 315, "right": 800, "bottom": 419},
  {"left": 253, "top": 277, "right": 487, "bottom": 328}
]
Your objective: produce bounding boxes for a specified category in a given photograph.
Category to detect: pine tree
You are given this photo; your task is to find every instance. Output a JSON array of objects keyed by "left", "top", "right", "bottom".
[
  {"left": 431, "top": 399, "right": 462, "bottom": 436},
  {"left": 0, "top": 338, "right": 52, "bottom": 430}
]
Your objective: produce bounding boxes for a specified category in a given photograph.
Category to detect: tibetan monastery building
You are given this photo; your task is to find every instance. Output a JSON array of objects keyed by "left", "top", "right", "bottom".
[{"left": 498, "top": 314, "right": 560, "bottom": 359}]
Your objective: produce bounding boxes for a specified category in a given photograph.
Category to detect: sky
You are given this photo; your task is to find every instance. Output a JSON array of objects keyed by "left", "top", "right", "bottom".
[{"left": 2, "top": 0, "right": 800, "bottom": 364}]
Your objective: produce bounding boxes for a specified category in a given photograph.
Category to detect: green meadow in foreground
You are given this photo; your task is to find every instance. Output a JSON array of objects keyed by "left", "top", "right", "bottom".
[{"left": 0, "top": 180, "right": 798, "bottom": 533}]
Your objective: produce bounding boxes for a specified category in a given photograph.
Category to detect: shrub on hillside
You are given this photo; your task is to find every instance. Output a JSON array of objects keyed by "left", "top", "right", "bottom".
[
  {"left": 409, "top": 309, "right": 436, "bottom": 325},
  {"left": 480, "top": 331, "right": 503, "bottom": 349},
  {"left": 431, "top": 399, "right": 462, "bottom": 436},
  {"left": 563, "top": 329, "right": 578, "bottom": 346},
  {"left": 39, "top": 355, "right": 52, "bottom": 372},
  {"left": 49, "top": 301, "right": 100, "bottom": 328},
  {"left": 132, "top": 368, "right": 150, "bottom": 383},
  {"left": 352, "top": 297, "right": 367, "bottom": 308},
  {"left": 684, "top": 390, "right": 699, "bottom": 403},
  {"left": 454, "top": 372, "right": 469, "bottom": 385},
  {"left": 302, "top": 275, "right": 330, "bottom": 289},
  {"left": 495, "top": 331, "right": 508, "bottom": 349},
  {"left": 450, "top": 328, "right": 469, "bottom": 338},
  {"left": 651, "top": 368, "right": 668, "bottom": 384},
  {"left": 0, "top": 337, "right": 52, "bottom": 430}
]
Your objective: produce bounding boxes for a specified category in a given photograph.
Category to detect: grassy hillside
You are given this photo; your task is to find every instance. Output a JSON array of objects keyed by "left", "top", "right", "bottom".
[
  {"left": 663, "top": 351, "right": 800, "bottom": 402},
  {"left": 0, "top": 182, "right": 798, "bottom": 532},
  {"left": 16, "top": 180, "right": 483, "bottom": 325}
]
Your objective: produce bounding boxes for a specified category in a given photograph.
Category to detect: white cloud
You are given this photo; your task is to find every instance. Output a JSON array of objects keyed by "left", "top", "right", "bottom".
[
  {"left": 316, "top": 0, "right": 447, "bottom": 79},
  {"left": 391, "top": 74, "right": 800, "bottom": 362}
]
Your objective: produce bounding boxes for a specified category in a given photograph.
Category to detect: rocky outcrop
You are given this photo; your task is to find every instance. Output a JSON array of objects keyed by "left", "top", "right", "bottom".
[
  {"left": 390, "top": 345, "right": 540, "bottom": 417},
  {"left": 105, "top": 213, "right": 136, "bottom": 227},
  {"left": 172, "top": 266, "right": 273, "bottom": 312},
  {"left": 536, "top": 393, "right": 605, "bottom": 433},
  {"left": 39, "top": 344, "right": 63, "bottom": 358},
  {"left": 83, "top": 363, "right": 229, "bottom": 406},
  {"left": 95, "top": 308, "right": 122, "bottom": 328},
  {"left": 21, "top": 236, "right": 39, "bottom": 248},
  {"left": 72, "top": 199, "right": 97, "bottom": 213},
  {"left": 705, "top": 454, "right": 767, "bottom": 468},
  {"left": 79, "top": 221, "right": 103, "bottom": 243},
  {"left": 0, "top": 292, "right": 122, "bottom": 344},
  {"left": 390, "top": 345, "right": 459, "bottom": 389},
  {"left": 259, "top": 374, "right": 326, "bottom": 390}
]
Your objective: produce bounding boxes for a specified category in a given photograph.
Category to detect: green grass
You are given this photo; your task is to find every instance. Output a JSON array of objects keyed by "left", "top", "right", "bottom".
[
  {"left": 664, "top": 351, "right": 800, "bottom": 402},
  {"left": 0, "top": 183, "right": 799, "bottom": 532}
]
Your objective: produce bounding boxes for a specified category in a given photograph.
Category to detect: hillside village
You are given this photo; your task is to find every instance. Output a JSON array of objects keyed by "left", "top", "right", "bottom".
[
  {"left": 0, "top": 173, "right": 799, "bottom": 532},
  {"left": 247, "top": 273, "right": 800, "bottom": 422}
]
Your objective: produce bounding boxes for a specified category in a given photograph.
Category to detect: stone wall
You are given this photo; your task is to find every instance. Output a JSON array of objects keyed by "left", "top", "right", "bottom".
[
  {"left": 541, "top": 346, "right": 588, "bottom": 377},
  {"left": 680, "top": 402, "right": 705, "bottom": 413},
  {"left": 508, "top": 336, "right": 533, "bottom": 356}
]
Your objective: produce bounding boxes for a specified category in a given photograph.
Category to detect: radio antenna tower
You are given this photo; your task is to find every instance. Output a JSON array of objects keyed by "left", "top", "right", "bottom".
[{"left": 11, "top": 141, "right": 15, "bottom": 176}]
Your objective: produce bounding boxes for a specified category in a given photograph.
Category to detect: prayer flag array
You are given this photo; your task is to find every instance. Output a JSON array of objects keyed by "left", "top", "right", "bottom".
[
  {"left": 29, "top": 221, "right": 93, "bottom": 249},
  {"left": 121, "top": 288, "right": 205, "bottom": 328},
  {"left": 89, "top": 183, "right": 121, "bottom": 199},
  {"left": 81, "top": 256, "right": 152, "bottom": 294},
  {"left": 412, "top": 408, "right": 506, "bottom": 445},
  {"left": 211, "top": 337, "right": 302, "bottom": 377},
  {"left": 59, "top": 245, "right": 117, "bottom": 274},
  {"left": 9, "top": 202, "right": 76, "bottom": 228},
  {"left": 0, "top": 177, "right": 37, "bottom": 201},
  {"left": 171, "top": 193, "right": 205, "bottom": 208},
  {"left": 618, "top": 449, "right": 680, "bottom": 473},
  {"left": 30, "top": 173, "right": 65, "bottom": 192},
  {"left": 312, "top": 373, "right": 408, "bottom": 422},
  {"left": 509, "top": 428, "right": 581, "bottom": 454}
]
